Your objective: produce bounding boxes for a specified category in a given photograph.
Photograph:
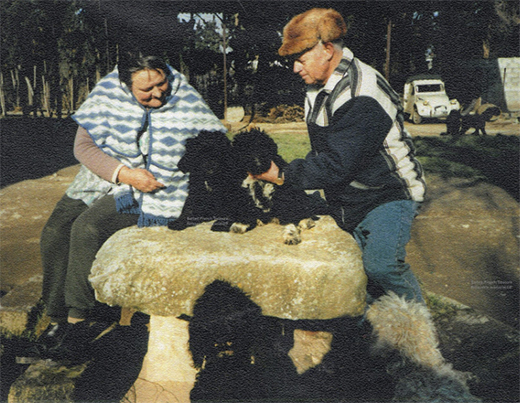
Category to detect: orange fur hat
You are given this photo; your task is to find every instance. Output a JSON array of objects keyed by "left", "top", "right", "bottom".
[{"left": 279, "top": 8, "right": 347, "bottom": 56}]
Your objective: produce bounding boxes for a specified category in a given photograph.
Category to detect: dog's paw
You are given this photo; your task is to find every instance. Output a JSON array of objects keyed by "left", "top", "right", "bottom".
[
  {"left": 211, "top": 219, "right": 232, "bottom": 232},
  {"left": 230, "top": 222, "right": 250, "bottom": 234},
  {"left": 283, "top": 223, "right": 302, "bottom": 245},
  {"left": 168, "top": 219, "right": 187, "bottom": 231},
  {"left": 298, "top": 218, "right": 316, "bottom": 230}
]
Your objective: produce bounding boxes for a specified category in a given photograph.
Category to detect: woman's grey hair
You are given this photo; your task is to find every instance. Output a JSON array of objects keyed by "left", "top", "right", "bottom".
[{"left": 118, "top": 50, "right": 169, "bottom": 89}]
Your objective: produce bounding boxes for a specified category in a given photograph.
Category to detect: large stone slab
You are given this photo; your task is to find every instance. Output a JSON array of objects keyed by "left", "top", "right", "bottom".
[
  {"left": 407, "top": 176, "right": 519, "bottom": 328},
  {"left": 90, "top": 215, "right": 367, "bottom": 320}
]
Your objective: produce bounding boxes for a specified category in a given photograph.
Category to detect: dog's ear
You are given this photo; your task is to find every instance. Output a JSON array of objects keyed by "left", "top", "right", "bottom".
[
  {"left": 178, "top": 137, "right": 200, "bottom": 173},
  {"left": 179, "top": 131, "right": 229, "bottom": 173},
  {"left": 483, "top": 107, "right": 501, "bottom": 121},
  {"left": 273, "top": 154, "right": 288, "bottom": 170}
]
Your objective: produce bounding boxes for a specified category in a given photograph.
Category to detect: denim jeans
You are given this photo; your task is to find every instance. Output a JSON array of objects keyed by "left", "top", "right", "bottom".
[{"left": 352, "top": 200, "right": 424, "bottom": 303}]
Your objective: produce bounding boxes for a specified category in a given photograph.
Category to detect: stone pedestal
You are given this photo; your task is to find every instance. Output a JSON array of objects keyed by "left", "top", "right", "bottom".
[
  {"left": 124, "top": 317, "right": 195, "bottom": 403},
  {"left": 90, "top": 216, "right": 366, "bottom": 401}
]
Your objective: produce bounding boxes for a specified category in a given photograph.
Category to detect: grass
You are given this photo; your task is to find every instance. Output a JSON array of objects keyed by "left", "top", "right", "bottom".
[
  {"left": 426, "top": 293, "right": 459, "bottom": 321},
  {"left": 414, "top": 134, "right": 519, "bottom": 200},
  {"left": 228, "top": 129, "right": 312, "bottom": 164},
  {"left": 268, "top": 132, "right": 311, "bottom": 163}
]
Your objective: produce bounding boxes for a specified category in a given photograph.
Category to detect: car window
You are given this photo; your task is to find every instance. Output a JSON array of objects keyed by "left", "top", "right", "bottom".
[{"left": 416, "top": 84, "right": 443, "bottom": 93}]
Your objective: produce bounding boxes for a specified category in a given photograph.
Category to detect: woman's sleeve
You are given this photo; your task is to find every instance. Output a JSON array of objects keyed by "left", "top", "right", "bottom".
[{"left": 74, "top": 126, "right": 125, "bottom": 183}]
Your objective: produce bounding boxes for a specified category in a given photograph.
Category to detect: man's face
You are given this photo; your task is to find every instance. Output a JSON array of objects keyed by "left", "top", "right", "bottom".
[
  {"left": 131, "top": 68, "right": 170, "bottom": 108},
  {"left": 292, "top": 42, "right": 332, "bottom": 86}
]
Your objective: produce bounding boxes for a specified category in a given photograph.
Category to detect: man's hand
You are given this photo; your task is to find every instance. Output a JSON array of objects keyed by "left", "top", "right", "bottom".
[
  {"left": 117, "top": 166, "right": 165, "bottom": 193},
  {"left": 251, "top": 161, "right": 282, "bottom": 184}
]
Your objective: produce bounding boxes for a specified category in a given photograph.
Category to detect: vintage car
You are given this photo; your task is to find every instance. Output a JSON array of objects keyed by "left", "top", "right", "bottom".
[{"left": 402, "top": 75, "right": 460, "bottom": 124}]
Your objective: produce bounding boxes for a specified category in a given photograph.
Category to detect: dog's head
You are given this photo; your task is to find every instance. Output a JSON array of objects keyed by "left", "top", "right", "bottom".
[
  {"left": 479, "top": 106, "right": 501, "bottom": 122},
  {"left": 189, "top": 280, "right": 264, "bottom": 369},
  {"left": 232, "top": 129, "right": 281, "bottom": 176},
  {"left": 179, "top": 131, "right": 233, "bottom": 177}
]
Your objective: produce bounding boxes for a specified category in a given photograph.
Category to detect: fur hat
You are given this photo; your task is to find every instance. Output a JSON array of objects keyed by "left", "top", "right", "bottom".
[{"left": 279, "top": 8, "right": 347, "bottom": 56}]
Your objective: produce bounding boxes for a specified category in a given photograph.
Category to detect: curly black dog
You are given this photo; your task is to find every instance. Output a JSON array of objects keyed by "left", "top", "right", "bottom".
[
  {"left": 444, "top": 105, "right": 501, "bottom": 136},
  {"left": 230, "top": 129, "right": 329, "bottom": 245},
  {"left": 168, "top": 130, "right": 241, "bottom": 232},
  {"left": 460, "top": 105, "right": 501, "bottom": 136},
  {"left": 188, "top": 280, "right": 273, "bottom": 402}
]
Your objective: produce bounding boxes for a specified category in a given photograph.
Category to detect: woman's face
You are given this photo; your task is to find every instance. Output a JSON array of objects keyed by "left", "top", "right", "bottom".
[{"left": 131, "top": 68, "right": 170, "bottom": 108}]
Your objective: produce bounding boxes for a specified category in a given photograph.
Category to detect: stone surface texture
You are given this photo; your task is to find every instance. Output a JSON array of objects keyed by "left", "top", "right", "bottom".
[
  {"left": 8, "top": 360, "right": 87, "bottom": 403},
  {"left": 89, "top": 216, "right": 367, "bottom": 320}
]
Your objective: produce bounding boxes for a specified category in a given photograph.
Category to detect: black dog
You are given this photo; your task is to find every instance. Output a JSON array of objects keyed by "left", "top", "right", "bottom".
[
  {"left": 460, "top": 105, "right": 501, "bottom": 136},
  {"left": 230, "top": 129, "right": 329, "bottom": 245},
  {"left": 188, "top": 280, "right": 271, "bottom": 402},
  {"left": 444, "top": 106, "right": 501, "bottom": 136},
  {"left": 168, "top": 131, "right": 241, "bottom": 232}
]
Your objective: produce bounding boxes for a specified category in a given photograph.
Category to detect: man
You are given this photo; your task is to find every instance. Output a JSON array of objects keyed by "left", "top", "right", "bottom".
[{"left": 255, "top": 8, "right": 426, "bottom": 303}]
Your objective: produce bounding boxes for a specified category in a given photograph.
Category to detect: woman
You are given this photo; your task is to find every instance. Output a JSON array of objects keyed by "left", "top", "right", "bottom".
[{"left": 22, "top": 50, "right": 226, "bottom": 363}]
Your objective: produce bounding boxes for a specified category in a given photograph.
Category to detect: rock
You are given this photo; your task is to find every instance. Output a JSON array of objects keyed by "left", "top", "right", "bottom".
[
  {"left": 89, "top": 216, "right": 366, "bottom": 402},
  {"left": 7, "top": 360, "right": 87, "bottom": 403},
  {"left": 0, "top": 275, "right": 43, "bottom": 336},
  {"left": 90, "top": 215, "right": 367, "bottom": 320},
  {"left": 288, "top": 330, "right": 334, "bottom": 374},
  {"left": 0, "top": 165, "right": 80, "bottom": 336},
  {"left": 430, "top": 292, "right": 520, "bottom": 402},
  {"left": 0, "top": 165, "right": 80, "bottom": 293},
  {"left": 407, "top": 175, "right": 519, "bottom": 328},
  {"left": 122, "top": 316, "right": 194, "bottom": 403}
]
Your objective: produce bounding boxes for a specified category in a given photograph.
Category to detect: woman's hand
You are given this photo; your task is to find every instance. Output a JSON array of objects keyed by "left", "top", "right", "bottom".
[{"left": 117, "top": 166, "right": 165, "bottom": 193}]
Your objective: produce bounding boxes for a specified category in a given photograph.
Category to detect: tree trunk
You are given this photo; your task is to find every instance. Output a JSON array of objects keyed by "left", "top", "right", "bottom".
[
  {"left": 42, "top": 75, "right": 51, "bottom": 117},
  {"left": 69, "top": 76, "right": 74, "bottom": 113},
  {"left": 24, "top": 76, "right": 34, "bottom": 116},
  {"left": 483, "top": 39, "right": 490, "bottom": 59},
  {"left": 385, "top": 18, "right": 392, "bottom": 81},
  {"left": 0, "top": 72, "right": 6, "bottom": 117}
]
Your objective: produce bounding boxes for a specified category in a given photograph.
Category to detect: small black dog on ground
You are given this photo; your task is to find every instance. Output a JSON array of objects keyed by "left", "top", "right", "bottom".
[
  {"left": 187, "top": 280, "right": 397, "bottom": 402},
  {"left": 459, "top": 105, "right": 501, "bottom": 136},
  {"left": 188, "top": 280, "right": 298, "bottom": 402},
  {"left": 443, "top": 105, "right": 501, "bottom": 136}
]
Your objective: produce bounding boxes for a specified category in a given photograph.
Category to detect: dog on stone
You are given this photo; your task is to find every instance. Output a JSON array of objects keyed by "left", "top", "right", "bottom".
[
  {"left": 168, "top": 130, "right": 241, "bottom": 232},
  {"left": 230, "top": 129, "right": 329, "bottom": 245},
  {"left": 188, "top": 280, "right": 270, "bottom": 402},
  {"left": 366, "top": 293, "right": 482, "bottom": 402}
]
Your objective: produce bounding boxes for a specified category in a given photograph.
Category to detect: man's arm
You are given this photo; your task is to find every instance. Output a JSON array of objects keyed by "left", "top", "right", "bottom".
[{"left": 284, "top": 96, "right": 392, "bottom": 189}]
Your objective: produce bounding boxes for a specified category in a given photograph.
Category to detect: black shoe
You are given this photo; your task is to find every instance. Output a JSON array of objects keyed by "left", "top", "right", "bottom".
[
  {"left": 46, "top": 321, "right": 113, "bottom": 364},
  {"left": 15, "top": 323, "right": 70, "bottom": 364}
]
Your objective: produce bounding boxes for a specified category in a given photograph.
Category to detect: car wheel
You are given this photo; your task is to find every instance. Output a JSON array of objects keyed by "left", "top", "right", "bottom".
[{"left": 412, "top": 107, "right": 422, "bottom": 124}]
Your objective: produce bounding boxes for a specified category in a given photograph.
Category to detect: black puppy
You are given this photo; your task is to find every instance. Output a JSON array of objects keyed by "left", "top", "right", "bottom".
[
  {"left": 230, "top": 129, "right": 328, "bottom": 245},
  {"left": 444, "top": 110, "right": 462, "bottom": 136},
  {"left": 189, "top": 280, "right": 270, "bottom": 402},
  {"left": 168, "top": 131, "right": 241, "bottom": 232},
  {"left": 460, "top": 105, "right": 501, "bottom": 136}
]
